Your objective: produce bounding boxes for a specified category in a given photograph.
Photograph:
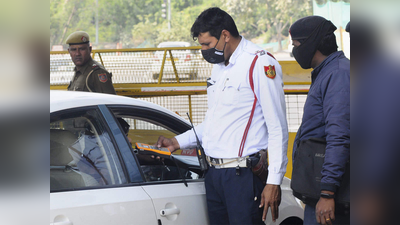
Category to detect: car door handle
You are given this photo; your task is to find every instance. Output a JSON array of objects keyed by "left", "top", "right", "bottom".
[{"left": 160, "top": 208, "right": 180, "bottom": 216}]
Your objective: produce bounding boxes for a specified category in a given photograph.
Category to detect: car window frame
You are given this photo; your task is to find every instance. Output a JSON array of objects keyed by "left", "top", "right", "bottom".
[
  {"left": 98, "top": 105, "right": 145, "bottom": 183},
  {"left": 50, "top": 106, "right": 136, "bottom": 193},
  {"left": 106, "top": 105, "right": 205, "bottom": 185},
  {"left": 107, "top": 105, "right": 191, "bottom": 136}
]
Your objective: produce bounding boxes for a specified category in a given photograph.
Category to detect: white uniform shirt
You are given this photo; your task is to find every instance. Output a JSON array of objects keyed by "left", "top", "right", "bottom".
[{"left": 175, "top": 37, "right": 288, "bottom": 185}]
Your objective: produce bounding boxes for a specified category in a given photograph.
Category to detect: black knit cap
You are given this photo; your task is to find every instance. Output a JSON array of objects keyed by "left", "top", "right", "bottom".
[{"left": 290, "top": 16, "right": 336, "bottom": 42}]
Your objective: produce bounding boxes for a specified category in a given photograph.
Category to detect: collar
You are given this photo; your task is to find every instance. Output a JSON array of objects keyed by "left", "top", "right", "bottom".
[
  {"left": 311, "top": 51, "right": 344, "bottom": 83},
  {"left": 228, "top": 36, "right": 246, "bottom": 65},
  {"left": 217, "top": 36, "right": 245, "bottom": 67}
]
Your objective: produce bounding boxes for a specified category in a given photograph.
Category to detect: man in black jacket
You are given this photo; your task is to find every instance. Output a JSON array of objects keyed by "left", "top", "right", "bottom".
[{"left": 290, "top": 16, "right": 350, "bottom": 225}]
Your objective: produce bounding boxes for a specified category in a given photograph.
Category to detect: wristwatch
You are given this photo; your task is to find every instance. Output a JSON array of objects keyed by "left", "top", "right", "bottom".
[{"left": 320, "top": 192, "right": 335, "bottom": 199}]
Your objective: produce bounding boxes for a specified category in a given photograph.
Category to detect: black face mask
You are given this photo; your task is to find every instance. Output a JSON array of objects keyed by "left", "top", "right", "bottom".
[
  {"left": 201, "top": 37, "right": 226, "bottom": 64},
  {"left": 292, "top": 20, "right": 335, "bottom": 69}
]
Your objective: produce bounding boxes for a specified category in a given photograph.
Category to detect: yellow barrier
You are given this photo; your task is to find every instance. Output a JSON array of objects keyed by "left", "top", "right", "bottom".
[
  {"left": 51, "top": 48, "right": 309, "bottom": 179},
  {"left": 50, "top": 47, "right": 311, "bottom": 86},
  {"left": 51, "top": 46, "right": 202, "bottom": 55},
  {"left": 285, "top": 132, "right": 297, "bottom": 179},
  {"left": 50, "top": 82, "right": 309, "bottom": 96},
  {"left": 51, "top": 46, "right": 210, "bottom": 85}
]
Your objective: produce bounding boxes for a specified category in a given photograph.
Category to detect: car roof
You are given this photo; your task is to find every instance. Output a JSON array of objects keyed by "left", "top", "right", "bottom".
[
  {"left": 157, "top": 41, "right": 190, "bottom": 48},
  {"left": 50, "top": 91, "right": 188, "bottom": 123}
]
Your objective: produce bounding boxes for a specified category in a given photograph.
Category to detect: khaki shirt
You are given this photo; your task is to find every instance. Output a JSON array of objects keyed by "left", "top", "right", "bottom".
[{"left": 67, "top": 59, "right": 116, "bottom": 94}]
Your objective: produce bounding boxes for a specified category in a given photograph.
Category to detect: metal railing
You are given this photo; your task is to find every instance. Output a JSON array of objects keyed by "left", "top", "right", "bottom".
[
  {"left": 135, "top": 93, "right": 307, "bottom": 133},
  {"left": 50, "top": 46, "right": 213, "bottom": 85},
  {"left": 50, "top": 47, "right": 311, "bottom": 85},
  {"left": 50, "top": 47, "right": 310, "bottom": 130},
  {"left": 50, "top": 47, "right": 311, "bottom": 179}
]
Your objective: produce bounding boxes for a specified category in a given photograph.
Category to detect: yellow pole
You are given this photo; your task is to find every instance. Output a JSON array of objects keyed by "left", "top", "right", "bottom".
[
  {"left": 98, "top": 52, "right": 104, "bottom": 66},
  {"left": 188, "top": 95, "right": 193, "bottom": 120},
  {"left": 158, "top": 50, "right": 167, "bottom": 84},
  {"left": 340, "top": 26, "right": 344, "bottom": 51},
  {"left": 169, "top": 50, "right": 180, "bottom": 83}
]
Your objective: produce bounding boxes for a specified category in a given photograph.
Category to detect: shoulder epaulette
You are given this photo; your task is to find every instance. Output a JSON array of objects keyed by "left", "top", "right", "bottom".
[
  {"left": 255, "top": 50, "right": 266, "bottom": 56},
  {"left": 255, "top": 50, "right": 276, "bottom": 60},
  {"left": 92, "top": 63, "right": 107, "bottom": 72}
]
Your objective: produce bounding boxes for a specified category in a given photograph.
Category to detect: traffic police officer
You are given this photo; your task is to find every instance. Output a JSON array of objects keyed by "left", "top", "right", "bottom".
[
  {"left": 66, "top": 31, "right": 116, "bottom": 94},
  {"left": 156, "top": 7, "right": 288, "bottom": 225}
]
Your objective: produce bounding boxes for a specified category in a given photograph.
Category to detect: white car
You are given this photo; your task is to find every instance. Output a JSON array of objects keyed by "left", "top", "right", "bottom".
[
  {"left": 50, "top": 90, "right": 304, "bottom": 225},
  {"left": 150, "top": 41, "right": 200, "bottom": 80}
]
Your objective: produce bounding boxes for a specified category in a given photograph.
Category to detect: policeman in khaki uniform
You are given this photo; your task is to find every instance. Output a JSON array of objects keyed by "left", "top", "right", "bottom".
[{"left": 66, "top": 31, "right": 116, "bottom": 94}]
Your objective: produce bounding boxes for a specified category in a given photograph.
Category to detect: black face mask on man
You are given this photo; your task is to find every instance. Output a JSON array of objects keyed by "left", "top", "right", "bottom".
[
  {"left": 291, "top": 20, "right": 336, "bottom": 69},
  {"left": 201, "top": 37, "right": 226, "bottom": 64}
]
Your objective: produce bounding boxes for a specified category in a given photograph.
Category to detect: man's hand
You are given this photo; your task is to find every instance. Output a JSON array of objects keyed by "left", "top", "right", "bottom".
[
  {"left": 316, "top": 191, "right": 335, "bottom": 225},
  {"left": 156, "top": 136, "right": 180, "bottom": 152},
  {"left": 259, "top": 184, "right": 281, "bottom": 222}
]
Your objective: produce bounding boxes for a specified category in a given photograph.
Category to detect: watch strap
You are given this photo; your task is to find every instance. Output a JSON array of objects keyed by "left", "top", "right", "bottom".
[{"left": 320, "top": 192, "right": 335, "bottom": 199}]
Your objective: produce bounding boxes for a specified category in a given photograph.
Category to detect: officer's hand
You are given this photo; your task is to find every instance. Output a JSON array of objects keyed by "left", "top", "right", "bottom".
[
  {"left": 127, "top": 136, "right": 133, "bottom": 144},
  {"left": 260, "top": 184, "right": 281, "bottom": 222},
  {"left": 150, "top": 155, "right": 163, "bottom": 161},
  {"left": 156, "top": 136, "right": 180, "bottom": 153}
]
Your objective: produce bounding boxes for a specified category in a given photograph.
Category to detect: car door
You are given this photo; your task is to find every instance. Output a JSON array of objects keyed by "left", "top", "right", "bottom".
[
  {"left": 107, "top": 105, "right": 209, "bottom": 225},
  {"left": 50, "top": 106, "right": 157, "bottom": 225}
]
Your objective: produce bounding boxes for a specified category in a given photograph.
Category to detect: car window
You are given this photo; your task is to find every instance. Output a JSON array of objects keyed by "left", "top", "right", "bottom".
[
  {"left": 121, "top": 117, "right": 201, "bottom": 182},
  {"left": 50, "top": 109, "right": 127, "bottom": 191},
  {"left": 109, "top": 106, "right": 202, "bottom": 182},
  {"left": 123, "top": 117, "right": 175, "bottom": 144}
]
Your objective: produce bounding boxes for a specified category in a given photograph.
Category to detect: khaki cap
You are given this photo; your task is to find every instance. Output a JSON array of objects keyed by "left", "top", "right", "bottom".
[{"left": 65, "top": 31, "right": 90, "bottom": 45}]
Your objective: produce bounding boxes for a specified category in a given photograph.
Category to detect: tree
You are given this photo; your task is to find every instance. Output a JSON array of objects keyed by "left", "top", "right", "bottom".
[
  {"left": 223, "top": 0, "right": 312, "bottom": 51},
  {"left": 98, "top": 0, "right": 162, "bottom": 44},
  {"left": 50, "top": 0, "right": 313, "bottom": 51},
  {"left": 223, "top": 0, "right": 265, "bottom": 39},
  {"left": 50, "top": 0, "right": 96, "bottom": 48},
  {"left": 131, "top": 1, "right": 220, "bottom": 46},
  {"left": 266, "top": 0, "right": 312, "bottom": 51}
]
